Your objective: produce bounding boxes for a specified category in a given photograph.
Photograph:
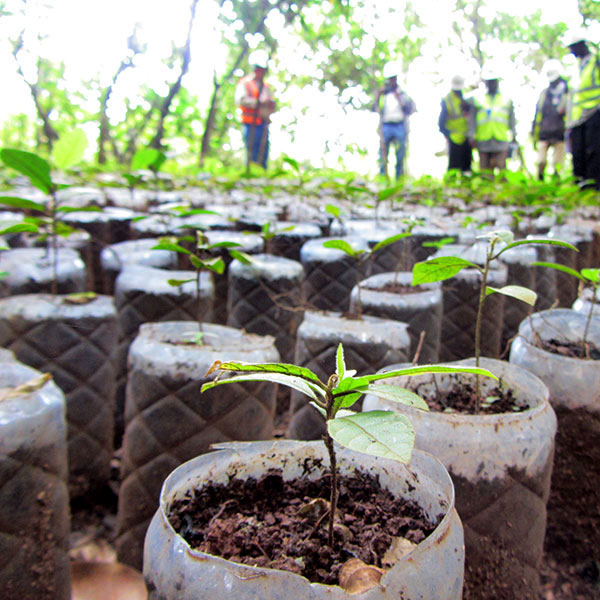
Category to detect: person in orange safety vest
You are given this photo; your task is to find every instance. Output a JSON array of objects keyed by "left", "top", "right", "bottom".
[{"left": 234, "top": 49, "right": 277, "bottom": 169}]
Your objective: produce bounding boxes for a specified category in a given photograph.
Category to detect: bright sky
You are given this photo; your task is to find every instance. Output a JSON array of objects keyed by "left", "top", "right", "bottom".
[{"left": 0, "top": 0, "right": 593, "bottom": 176}]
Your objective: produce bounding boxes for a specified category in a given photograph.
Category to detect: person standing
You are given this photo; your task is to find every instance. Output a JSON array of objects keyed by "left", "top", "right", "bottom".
[
  {"left": 438, "top": 74, "right": 473, "bottom": 173},
  {"left": 532, "top": 59, "right": 568, "bottom": 181},
  {"left": 566, "top": 31, "right": 600, "bottom": 190},
  {"left": 469, "top": 65, "right": 517, "bottom": 174},
  {"left": 235, "top": 50, "right": 276, "bottom": 169},
  {"left": 374, "top": 62, "right": 416, "bottom": 179}
]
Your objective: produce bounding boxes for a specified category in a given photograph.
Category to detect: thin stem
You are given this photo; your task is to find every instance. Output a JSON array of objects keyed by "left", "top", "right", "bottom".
[
  {"left": 474, "top": 251, "right": 491, "bottom": 410},
  {"left": 50, "top": 190, "right": 58, "bottom": 295},
  {"left": 324, "top": 379, "right": 339, "bottom": 549},
  {"left": 582, "top": 285, "right": 597, "bottom": 355}
]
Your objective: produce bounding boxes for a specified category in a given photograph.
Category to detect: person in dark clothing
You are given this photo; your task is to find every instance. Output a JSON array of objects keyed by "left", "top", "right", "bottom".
[
  {"left": 566, "top": 31, "right": 600, "bottom": 190},
  {"left": 532, "top": 59, "right": 568, "bottom": 180},
  {"left": 438, "top": 74, "right": 473, "bottom": 173}
]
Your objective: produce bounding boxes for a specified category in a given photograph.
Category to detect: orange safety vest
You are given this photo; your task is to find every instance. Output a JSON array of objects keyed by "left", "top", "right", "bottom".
[{"left": 239, "top": 75, "right": 268, "bottom": 125}]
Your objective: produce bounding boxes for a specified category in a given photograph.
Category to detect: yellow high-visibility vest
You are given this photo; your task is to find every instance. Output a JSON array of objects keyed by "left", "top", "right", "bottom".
[
  {"left": 568, "top": 53, "right": 600, "bottom": 127},
  {"left": 475, "top": 93, "right": 511, "bottom": 142},
  {"left": 444, "top": 92, "right": 469, "bottom": 144}
]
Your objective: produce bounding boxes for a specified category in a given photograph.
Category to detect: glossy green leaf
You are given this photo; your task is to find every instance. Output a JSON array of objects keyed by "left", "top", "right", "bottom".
[
  {"left": 325, "top": 204, "right": 342, "bottom": 219},
  {"left": 202, "top": 257, "right": 226, "bottom": 274},
  {"left": 51, "top": 129, "right": 88, "bottom": 170},
  {"left": 328, "top": 410, "right": 415, "bottom": 462},
  {"left": 364, "top": 384, "right": 429, "bottom": 410},
  {"left": 229, "top": 250, "right": 253, "bottom": 264},
  {"left": 208, "top": 241, "right": 242, "bottom": 249},
  {"left": 412, "top": 256, "right": 479, "bottom": 285},
  {"left": 282, "top": 156, "right": 300, "bottom": 173},
  {"left": 131, "top": 148, "right": 162, "bottom": 171},
  {"left": 485, "top": 284, "right": 537, "bottom": 306},
  {"left": 360, "top": 364, "right": 498, "bottom": 384},
  {"left": 336, "top": 343, "right": 345, "bottom": 380},
  {"left": 0, "top": 149, "right": 53, "bottom": 194},
  {"left": 56, "top": 206, "right": 101, "bottom": 213}
]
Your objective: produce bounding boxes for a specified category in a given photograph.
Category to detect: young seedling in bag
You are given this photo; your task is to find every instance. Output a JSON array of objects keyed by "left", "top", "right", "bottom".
[
  {"left": 412, "top": 230, "right": 577, "bottom": 409},
  {"left": 323, "top": 233, "right": 411, "bottom": 317},
  {"left": 202, "top": 343, "right": 495, "bottom": 549},
  {"left": 530, "top": 262, "right": 600, "bottom": 357},
  {"left": 152, "top": 231, "right": 251, "bottom": 330},
  {"left": 0, "top": 130, "right": 93, "bottom": 293}
]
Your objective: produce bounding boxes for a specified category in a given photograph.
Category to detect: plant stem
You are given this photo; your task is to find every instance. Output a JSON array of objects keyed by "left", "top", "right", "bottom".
[
  {"left": 324, "top": 383, "right": 338, "bottom": 549},
  {"left": 582, "top": 285, "right": 597, "bottom": 356},
  {"left": 474, "top": 251, "right": 491, "bottom": 410},
  {"left": 50, "top": 190, "right": 58, "bottom": 295}
]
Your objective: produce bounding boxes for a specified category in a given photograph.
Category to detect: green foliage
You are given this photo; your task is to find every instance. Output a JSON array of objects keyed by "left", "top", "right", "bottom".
[{"left": 202, "top": 342, "right": 495, "bottom": 547}]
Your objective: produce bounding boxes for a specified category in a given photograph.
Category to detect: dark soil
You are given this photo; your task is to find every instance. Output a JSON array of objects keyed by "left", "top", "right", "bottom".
[
  {"left": 167, "top": 468, "right": 438, "bottom": 586},
  {"left": 538, "top": 338, "right": 600, "bottom": 360},
  {"left": 423, "top": 381, "right": 528, "bottom": 415},
  {"left": 371, "top": 282, "right": 423, "bottom": 294}
]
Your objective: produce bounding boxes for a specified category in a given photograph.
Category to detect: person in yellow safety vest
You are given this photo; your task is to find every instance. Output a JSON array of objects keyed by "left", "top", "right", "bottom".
[
  {"left": 468, "top": 65, "right": 516, "bottom": 174},
  {"left": 234, "top": 49, "right": 277, "bottom": 169},
  {"left": 438, "top": 74, "right": 474, "bottom": 173},
  {"left": 566, "top": 30, "right": 600, "bottom": 190},
  {"left": 531, "top": 59, "right": 568, "bottom": 181}
]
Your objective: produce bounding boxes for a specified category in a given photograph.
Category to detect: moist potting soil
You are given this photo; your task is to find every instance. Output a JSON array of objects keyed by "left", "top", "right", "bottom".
[{"left": 168, "top": 467, "right": 439, "bottom": 586}]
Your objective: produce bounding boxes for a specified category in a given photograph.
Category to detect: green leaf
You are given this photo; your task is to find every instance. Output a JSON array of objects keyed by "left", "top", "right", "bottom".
[
  {"left": 51, "top": 129, "right": 88, "bottom": 170},
  {"left": 131, "top": 148, "right": 162, "bottom": 171},
  {"left": 167, "top": 278, "right": 195, "bottom": 287},
  {"left": 212, "top": 360, "right": 324, "bottom": 387},
  {"left": 412, "top": 256, "right": 479, "bottom": 285},
  {"left": 325, "top": 204, "right": 342, "bottom": 219},
  {"left": 229, "top": 250, "right": 253, "bottom": 264},
  {"left": 282, "top": 156, "right": 300, "bottom": 173},
  {"left": 327, "top": 410, "right": 415, "bottom": 463},
  {"left": 377, "top": 185, "right": 401, "bottom": 202},
  {"left": 372, "top": 233, "right": 410, "bottom": 253},
  {"left": 56, "top": 205, "right": 101, "bottom": 213},
  {"left": 336, "top": 343, "right": 345, "bottom": 380},
  {"left": 364, "top": 384, "right": 429, "bottom": 411},
  {"left": 421, "top": 237, "right": 455, "bottom": 249},
  {"left": 151, "top": 242, "right": 191, "bottom": 255},
  {"left": 208, "top": 241, "right": 241, "bottom": 249},
  {"left": 202, "top": 257, "right": 226, "bottom": 274},
  {"left": 0, "top": 196, "right": 46, "bottom": 212},
  {"left": 0, "top": 149, "right": 53, "bottom": 195},
  {"left": 531, "top": 261, "right": 585, "bottom": 281},
  {"left": 496, "top": 238, "right": 578, "bottom": 257},
  {"left": 486, "top": 285, "right": 537, "bottom": 306},
  {"left": 323, "top": 239, "right": 363, "bottom": 257},
  {"left": 582, "top": 268, "right": 600, "bottom": 284},
  {"left": 202, "top": 372, "right": 323, "bottom": 401},
  {"left": 360, "top": 364, "right": 498, "bottom": 385},
  {"left": 0, "top": 220, "right": 39, "bottom": 234}
]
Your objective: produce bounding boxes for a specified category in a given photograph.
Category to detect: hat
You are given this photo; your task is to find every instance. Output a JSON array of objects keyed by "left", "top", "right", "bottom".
[
  {"left": 481, "top": 64, "right": 500, "bottom": 81},
  {"left": 565, "top": 28, "right": 588, "bottom": 47},
  {"left": 450, "top": 75, "right": 465, "bottom": 90},
  {"left": 383, "top": 62, "right": 400, "bottom": 79},
  {"left": 543, "top": 59, "right": 562, "bottom": 82},
  {"left": 249, "top": 49, "right": 269, "bottom": 69}
]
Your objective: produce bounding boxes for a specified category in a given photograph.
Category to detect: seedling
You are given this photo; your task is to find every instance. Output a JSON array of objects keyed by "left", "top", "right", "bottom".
[
  {"left": 152, "top": 231, "right": 251, "bottom": 326},
  {"left": 323, "top": 233, "right": 410, "bottom": 317},
  {"left": 202, "top": 343, "right": 495, "bottom": 549},
  {"left": 531, "top": 262, "right": 600, "bottom": 356},
  {"left": 412, "top": 230, "right": 577, "bottom": 408},
  {"left": 0, "top": 130, "right": 92, "bottom": 293},
  {"left": 123, "top": 147, "right": 167, "bottom": 206}
]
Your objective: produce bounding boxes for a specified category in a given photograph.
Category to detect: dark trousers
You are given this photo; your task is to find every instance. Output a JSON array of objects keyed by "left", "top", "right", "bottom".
[
  {"left": 244, "top": 123, "right": 269, "bottom": 168},
  {"left": 448, "top": 140, "right": 472, "bottom": 172},
  {"left": 570, "top": 109, "right": 600, "bottom": 190}
]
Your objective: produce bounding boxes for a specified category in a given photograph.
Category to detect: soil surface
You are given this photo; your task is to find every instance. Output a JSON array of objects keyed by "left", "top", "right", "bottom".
[
  {"left": 539, "top": 338, "right": 600, "bottom": 360},
  {"left": 167, "top": 468, "right": 438, "bottom": 586},
  {"left": 371, "top": 282, "right": 423, "bottom": 294},
  {"left": 424, "top": 381, "right": 528, "bottom": 415}
]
